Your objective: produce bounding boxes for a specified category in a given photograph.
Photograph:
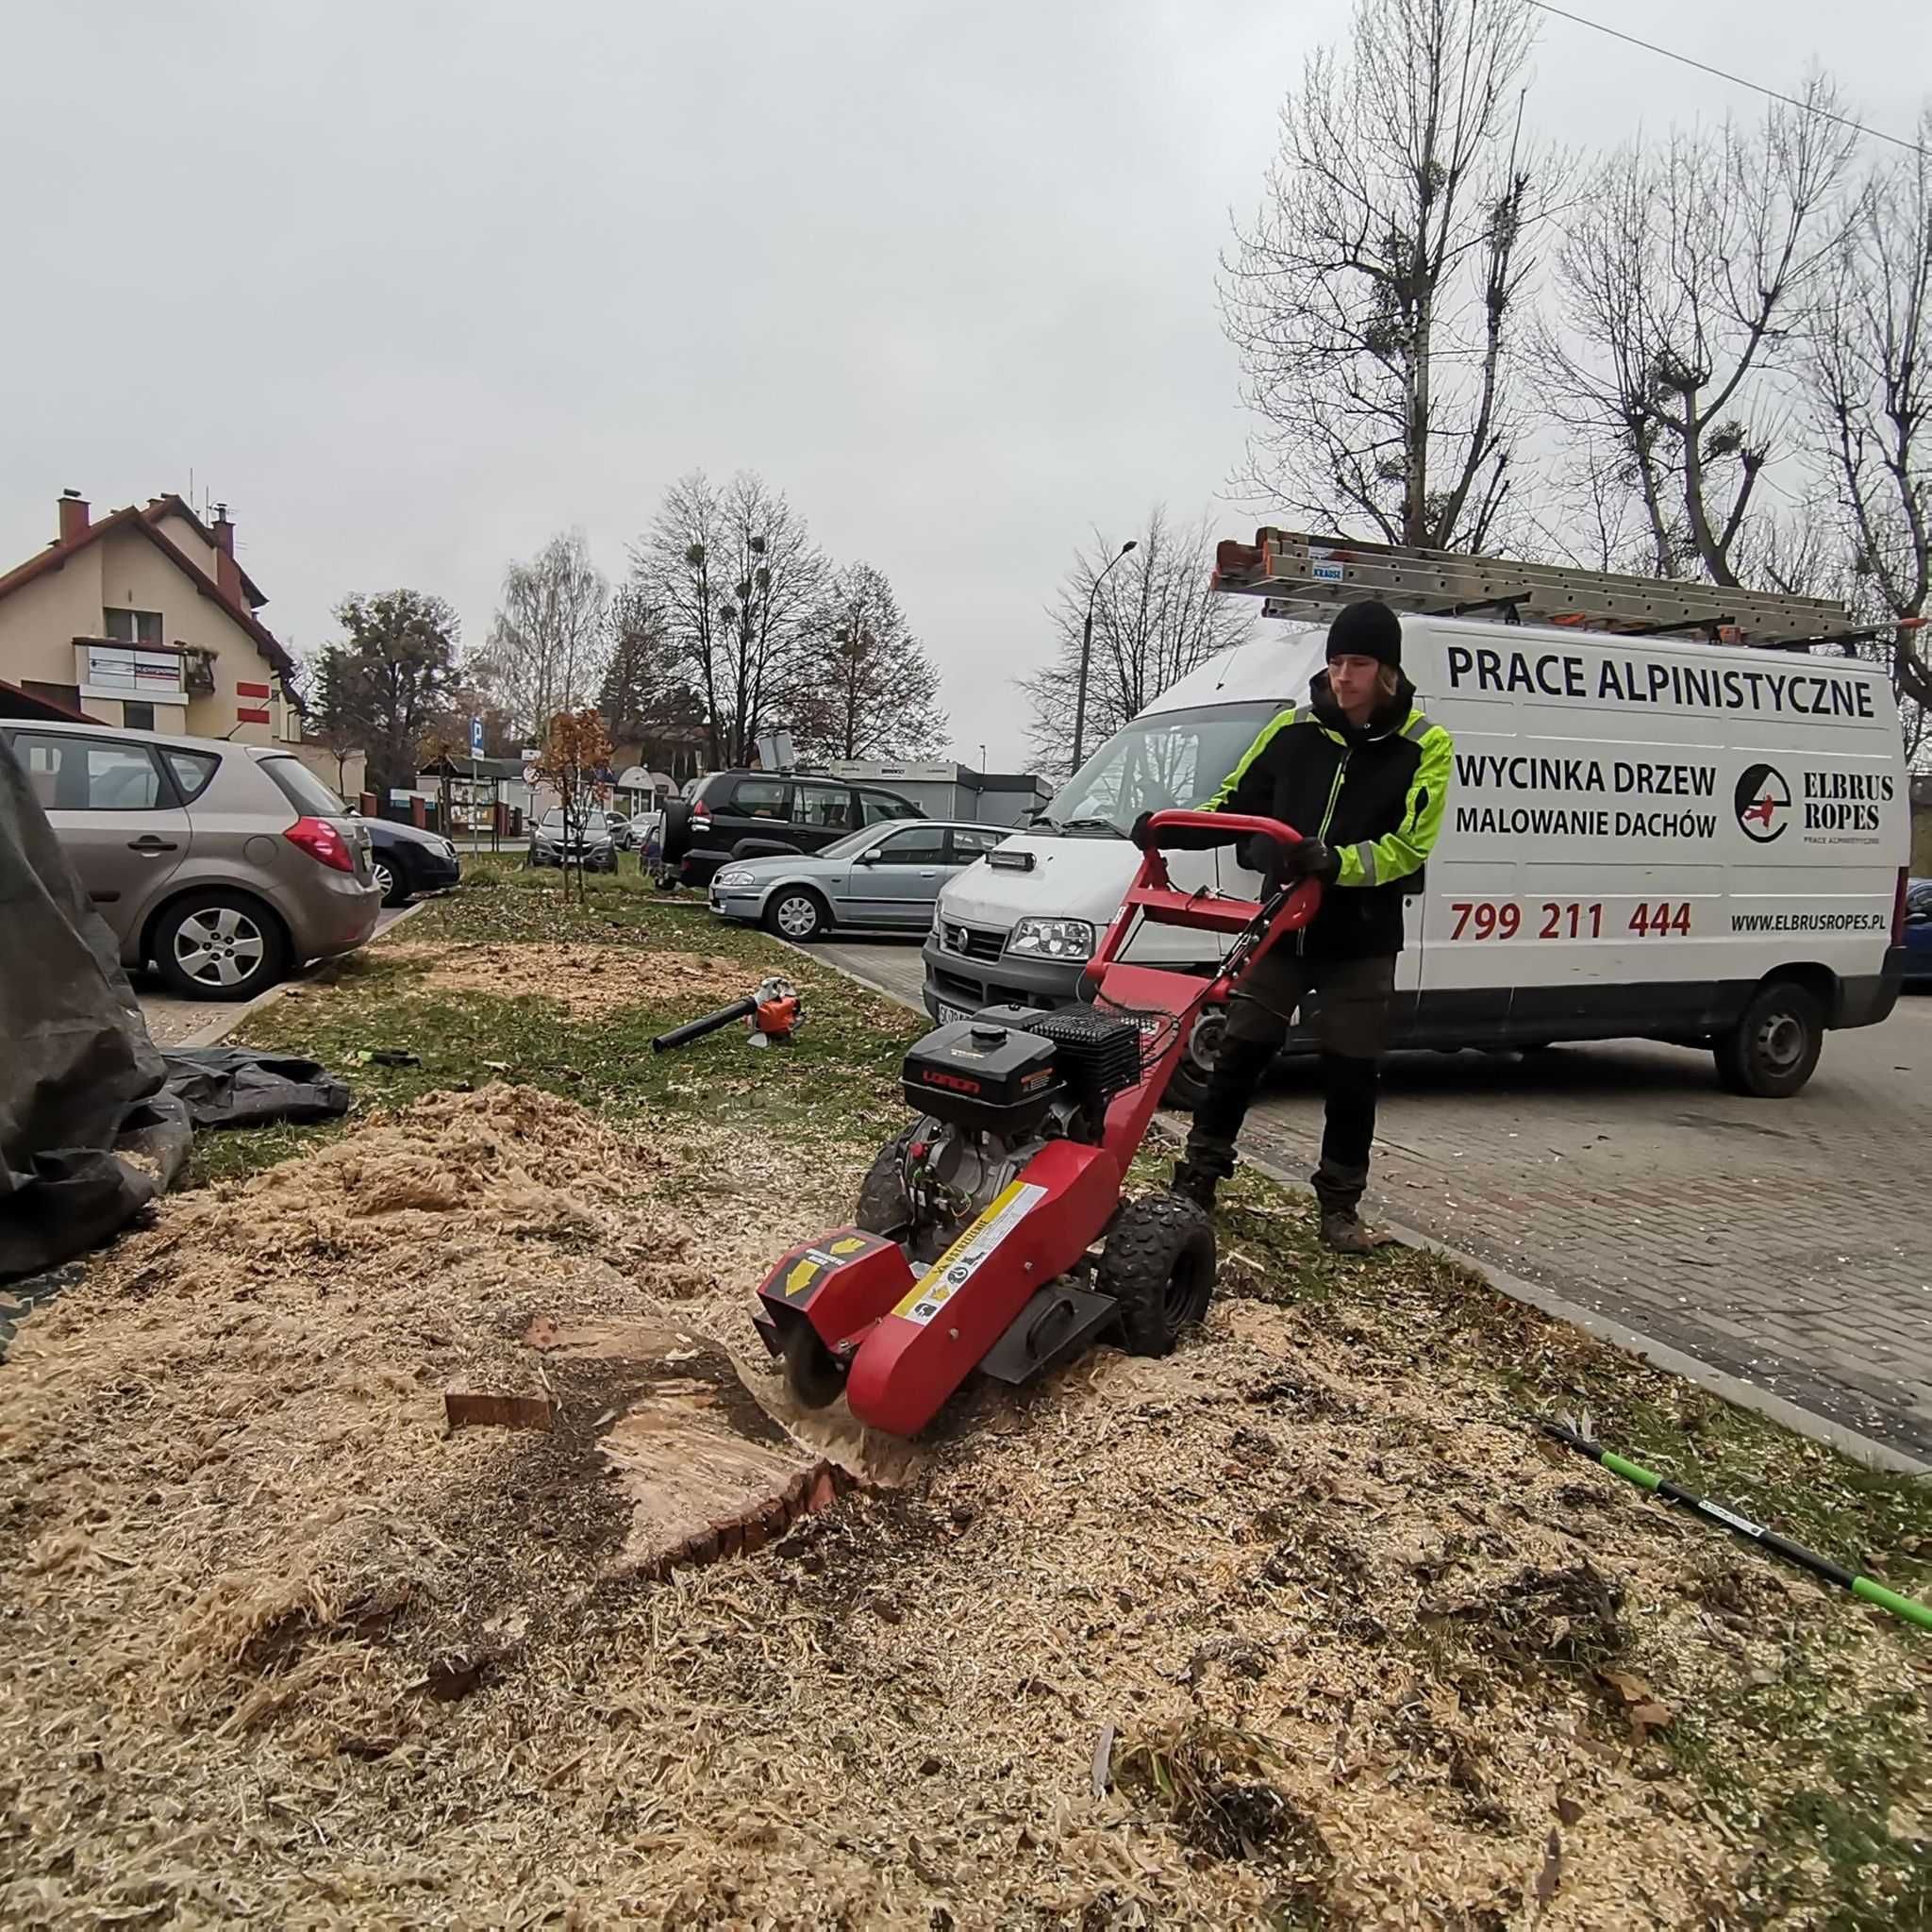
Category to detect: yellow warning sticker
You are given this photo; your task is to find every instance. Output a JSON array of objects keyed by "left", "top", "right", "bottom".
[
  {"left": 891, "top": 1179, "right": 1048, "bottom": 1327},
  {"left": 828, "top": 1236, "right": 867, "bottom": 1257},
  {"left": 784, "top": 1257, "right": 822, "bottom": 1297}
]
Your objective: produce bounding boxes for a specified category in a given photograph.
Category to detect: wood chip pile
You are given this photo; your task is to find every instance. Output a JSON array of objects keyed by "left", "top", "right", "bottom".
[{"left": 1, "top": 1085, "right": 1921, "bottom": 1927}]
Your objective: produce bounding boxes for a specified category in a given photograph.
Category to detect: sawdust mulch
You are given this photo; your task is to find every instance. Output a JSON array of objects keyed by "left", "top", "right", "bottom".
[
  {"left": 371, "top": 940, "right": 754, "bottom": 1017},
  {"left": 2, "top": 1079, "right": 1925, "bottom": 1927}
]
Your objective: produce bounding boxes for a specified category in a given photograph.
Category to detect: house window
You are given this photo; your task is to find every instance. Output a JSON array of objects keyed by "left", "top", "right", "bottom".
[
  {"left": 104, "top": 608, "right": 164, "bottom": 646},
  {"left": 123, "top": 702, "right": 156, "bottom": 731}
]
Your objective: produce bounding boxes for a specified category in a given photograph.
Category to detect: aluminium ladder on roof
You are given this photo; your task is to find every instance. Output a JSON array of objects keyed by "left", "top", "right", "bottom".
[{"left": 1212, "top": 528, "right": 1851, "bottom": 648}]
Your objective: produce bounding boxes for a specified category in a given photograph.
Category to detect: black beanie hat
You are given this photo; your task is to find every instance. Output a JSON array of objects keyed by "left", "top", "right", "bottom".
[{"left": 1327, "top": 598, "right": 1402, "bottom": 668}]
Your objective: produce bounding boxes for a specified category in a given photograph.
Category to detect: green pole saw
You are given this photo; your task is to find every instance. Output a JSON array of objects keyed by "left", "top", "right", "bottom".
[{"left": 1539, "top": 1417, "right": 1932, "bottom": 1634}]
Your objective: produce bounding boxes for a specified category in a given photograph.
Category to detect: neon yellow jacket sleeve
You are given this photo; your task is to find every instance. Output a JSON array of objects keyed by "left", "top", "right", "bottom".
[{"left": 1334, "top": 715, "right": 1453, "bottom": 889}]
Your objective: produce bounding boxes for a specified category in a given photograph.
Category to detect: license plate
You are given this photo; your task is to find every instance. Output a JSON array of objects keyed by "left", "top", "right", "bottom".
[{"left": 935, "top": 1001, "right": 974, "bottom": 1024}]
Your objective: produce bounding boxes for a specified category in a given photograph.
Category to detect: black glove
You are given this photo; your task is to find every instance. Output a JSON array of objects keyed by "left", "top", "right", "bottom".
[{"left": 1287, "top": 837, "right": 1341, "bottom": 883}]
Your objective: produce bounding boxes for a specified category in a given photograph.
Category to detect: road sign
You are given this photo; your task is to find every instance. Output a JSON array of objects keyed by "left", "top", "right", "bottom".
[
  {"left": 470, "top": 717, "right": 484, "bottom": 756},
  {"left": 523, "top": 764, "right": 541, "bottom": 786}
]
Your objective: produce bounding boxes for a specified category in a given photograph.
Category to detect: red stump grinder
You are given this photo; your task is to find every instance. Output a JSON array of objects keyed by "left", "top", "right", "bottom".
[{"left": 751, "top": 811, "right": 1317, "bottom": 1435}]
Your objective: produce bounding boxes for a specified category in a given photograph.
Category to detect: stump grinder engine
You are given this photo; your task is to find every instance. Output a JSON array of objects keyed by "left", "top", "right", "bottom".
[{"left": 751, "top": 811, "right": 1318, "bottom": 1436}]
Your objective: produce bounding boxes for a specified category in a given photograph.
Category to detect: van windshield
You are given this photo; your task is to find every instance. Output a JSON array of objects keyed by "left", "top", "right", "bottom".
[{"left": 1040, "top": 701, "right": 1283, "bottom": 835}]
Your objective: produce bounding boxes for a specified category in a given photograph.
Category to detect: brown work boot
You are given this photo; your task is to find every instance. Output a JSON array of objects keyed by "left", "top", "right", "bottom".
[
  {"left": 1311, "top": 1165, "right": 1395, "bottom": 1254},
  {"left": 1319, "top": 1205, "right": 1390, "bottom": 1253}
]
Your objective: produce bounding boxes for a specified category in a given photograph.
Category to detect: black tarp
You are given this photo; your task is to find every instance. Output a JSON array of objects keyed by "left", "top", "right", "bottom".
[
  {"left": 0, "top": 740, "right": 352, "bottom": 1287},
  {"left": 159, "top": 1047, "right": 351, "bottom": 1129},
  {"left": 0, "top": 738, "right": 190, "bottom": 1282}
]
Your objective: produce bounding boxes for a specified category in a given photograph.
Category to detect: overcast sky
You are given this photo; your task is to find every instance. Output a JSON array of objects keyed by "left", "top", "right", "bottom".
[{"left": 4, "top": 1, "right": 1926, "bottom": 768}]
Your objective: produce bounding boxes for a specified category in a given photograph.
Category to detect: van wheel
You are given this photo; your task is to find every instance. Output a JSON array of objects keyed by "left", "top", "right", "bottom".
[
  {"left": 1165, "top": 1003, "right": 1226, "bottom": 1112},
  {"left": 1714, "top": 981, "right": 1824, "bottom": 1098}
]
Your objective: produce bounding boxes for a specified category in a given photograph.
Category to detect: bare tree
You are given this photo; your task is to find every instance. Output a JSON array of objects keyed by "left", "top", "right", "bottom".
[
  {"left": 1221, "top": 0, "right": 1548, "bottom": 552},
  {"left": 1020, "top": 512, "right": 1252, "bottom": 781},
  {"left": 1806, "top": 113, "right": 1932, "bottom": 726},
  {"left": 633, "top": 470, "right": 825, "bottom": 768},
  {"left": 1540, "top": 78, "right": 1859, "bottom": 587},
  {"left": 792, "top": 563, "right": 949, "bottom": 762},
  {"left": 478, "top": 530, "right": 610, "bottom": 744},
  {"left": 533, "top": 708, "right": 614, "bottom": 906}
]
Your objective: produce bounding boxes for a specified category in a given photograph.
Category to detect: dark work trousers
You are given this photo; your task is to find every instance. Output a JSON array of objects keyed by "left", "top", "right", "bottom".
[{"left": 1181, "top": 950, "right": 1397, "bottom": 1209}]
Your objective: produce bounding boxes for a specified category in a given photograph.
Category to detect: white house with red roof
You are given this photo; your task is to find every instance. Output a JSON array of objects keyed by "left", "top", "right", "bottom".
[{"left": 0, "top": 490, "right": 300, "bottom": 743}]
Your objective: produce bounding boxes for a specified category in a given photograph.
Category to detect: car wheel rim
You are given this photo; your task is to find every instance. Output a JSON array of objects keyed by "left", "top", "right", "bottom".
[
  {"left": 776, "top": 895, "right": 816, "bottom": 937},
  {"left": 373, "top": 862, "right": 394, "bottom": 897},
  {"left": 1757, "top": 1013, "right": 1805, "bottom": 1072},
  {"left": 175, "top": 908, "right": 265, "bottom": 989},
  {"left": 1184, "top": 1007, "right": 1225, "bottom": 1082}
]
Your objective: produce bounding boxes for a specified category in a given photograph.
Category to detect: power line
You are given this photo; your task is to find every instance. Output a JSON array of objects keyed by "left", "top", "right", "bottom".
[{"left": 1525, "top": 1, "right": 1927, "bottom": 158}]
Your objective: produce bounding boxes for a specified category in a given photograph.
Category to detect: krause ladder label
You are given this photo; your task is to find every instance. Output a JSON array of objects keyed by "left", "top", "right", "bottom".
[{"left": 893, "top": 1180, "right": 1047, "bottom": 1327}]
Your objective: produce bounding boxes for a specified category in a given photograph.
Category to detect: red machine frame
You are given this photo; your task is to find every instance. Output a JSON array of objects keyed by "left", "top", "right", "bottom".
[{"left": 753, "top": 811, "right": 1317, "bottom": 1436}]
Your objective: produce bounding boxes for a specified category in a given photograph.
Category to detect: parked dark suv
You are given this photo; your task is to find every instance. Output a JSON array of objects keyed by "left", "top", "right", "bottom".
[{"left": 661, "top": 771, "right": 924, "bottom": 887}]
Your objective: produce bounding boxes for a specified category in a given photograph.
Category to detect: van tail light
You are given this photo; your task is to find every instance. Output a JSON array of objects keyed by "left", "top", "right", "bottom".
[
  {"left": 1893, "top": 867, "right": 1909, "bottom": 946},
  {"left": 284, "top": 815, "right": 355, "bottom": 873},
  {"left": 691, "top": 795, "right": 710, "bottom": 820}
]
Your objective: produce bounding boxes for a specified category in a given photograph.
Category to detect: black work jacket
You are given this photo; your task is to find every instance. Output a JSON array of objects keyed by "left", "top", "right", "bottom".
[{"left": 1205, "top": 670, "right": 1454, "bottom": 959}]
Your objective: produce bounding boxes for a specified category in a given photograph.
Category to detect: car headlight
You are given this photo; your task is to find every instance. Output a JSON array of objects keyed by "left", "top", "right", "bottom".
[
  {"left": 1006, "top": 917, "right": 1096, "bottom": 960},
  {"left": 715, "top": 868, "right": 757, "bottom": 888}
]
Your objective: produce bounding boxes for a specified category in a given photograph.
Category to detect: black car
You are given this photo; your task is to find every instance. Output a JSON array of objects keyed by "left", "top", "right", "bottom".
[
  {"left": 362, "top": 817, "right": 462, "bottom": 906},
  {"left": 662, "top": 771, "right": 924, "bottom": 887}
]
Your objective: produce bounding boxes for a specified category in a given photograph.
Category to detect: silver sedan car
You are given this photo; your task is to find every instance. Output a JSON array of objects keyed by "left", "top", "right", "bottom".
[{"left": 708, "top": 820, "right": 1009, "bottom": 941}]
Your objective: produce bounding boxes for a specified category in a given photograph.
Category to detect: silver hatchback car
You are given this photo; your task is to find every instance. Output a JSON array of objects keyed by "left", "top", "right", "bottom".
[
  {"left": 2, "top": 718, "right": 381, "bottom": 1000},
  {"left": 708, "top": 820, "right": 1010, "bottom": 940}
]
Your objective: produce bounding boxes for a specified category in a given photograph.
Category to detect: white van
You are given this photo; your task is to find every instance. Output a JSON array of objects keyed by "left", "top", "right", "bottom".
[{"left": 924, "top": 614, "right": 1910, "bottom": 1103}]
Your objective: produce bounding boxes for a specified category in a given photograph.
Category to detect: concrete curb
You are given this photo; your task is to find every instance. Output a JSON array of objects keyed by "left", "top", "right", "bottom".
[
  {"left": 171, "top": 897, "right": 433, "bottom": 1051},
  {"left": 799, "top": 943, "right": 1929, "bottom": 1479}
]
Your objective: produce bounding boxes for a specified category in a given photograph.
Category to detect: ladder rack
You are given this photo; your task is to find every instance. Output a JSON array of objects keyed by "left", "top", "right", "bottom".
[{"left": 1213, "top": 529, "right": 1851, "bottom": 648}]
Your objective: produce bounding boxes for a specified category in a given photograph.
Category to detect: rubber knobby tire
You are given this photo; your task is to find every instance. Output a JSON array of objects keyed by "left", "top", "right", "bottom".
[
  {"left": 855, "top": 1124, "right": 919, "bottom": 1236},
  {"left": 1099, "top": 1192, "right": 1217, "bottom": 1357}
]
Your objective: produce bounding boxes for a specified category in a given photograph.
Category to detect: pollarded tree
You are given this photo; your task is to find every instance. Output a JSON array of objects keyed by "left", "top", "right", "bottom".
[{"left": 1222, "top": 0, "right": 1550, "bottom": 553}]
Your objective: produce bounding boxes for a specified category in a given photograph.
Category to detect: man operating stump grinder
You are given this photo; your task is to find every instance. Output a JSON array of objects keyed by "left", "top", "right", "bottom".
[{"left": 1132, "top": 600, "right": 1454, "bottom": 1253}]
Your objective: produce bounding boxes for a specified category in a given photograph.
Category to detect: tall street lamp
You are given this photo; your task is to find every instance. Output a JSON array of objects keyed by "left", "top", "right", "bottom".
[{"left": 1071, "top": 538, "right": 1137, "bottom": 774}]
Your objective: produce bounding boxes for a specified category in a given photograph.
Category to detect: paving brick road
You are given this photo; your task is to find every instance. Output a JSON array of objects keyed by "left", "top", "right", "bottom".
[{"left": 817, "top": 935, "right": 1932, "bottom": 1459}]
